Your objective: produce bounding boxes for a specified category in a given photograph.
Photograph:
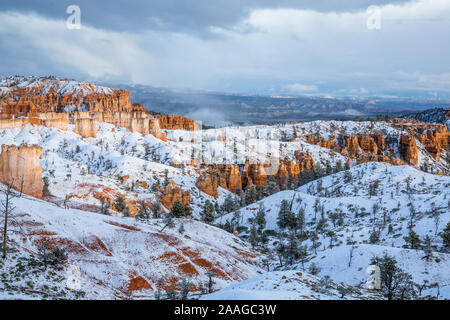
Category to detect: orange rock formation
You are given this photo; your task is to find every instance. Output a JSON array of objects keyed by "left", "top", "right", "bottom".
[
  {"left": 156, "top": 115, "right": 197, "bottom": 131},
  {"left": 0, "top": 144, "right": 43, "bottom": 199},
  {"left": 160, "top": 180, "right": 191, "bottom": 210},
  {"left": 195, "top": 174, "right": 218, "bottom": 198},
  {"left": 74, "top": 118, "right": 98, "bottom": 138},
  {"left": 400, "top": 135, "right": 418, "bottom": 165}
]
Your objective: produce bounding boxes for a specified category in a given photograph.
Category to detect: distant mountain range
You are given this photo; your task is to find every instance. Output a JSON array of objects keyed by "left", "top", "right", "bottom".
[
  {"left": 111, "top": 84, "right": 450, "bottom": 127},
  {"left": 399, "top": 107, "right": 450, "bottom": 128}
]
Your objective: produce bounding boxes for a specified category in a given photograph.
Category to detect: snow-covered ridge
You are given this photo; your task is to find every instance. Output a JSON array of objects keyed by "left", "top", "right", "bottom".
[{"left": 0, "top": 76, "right": 116, "bottom": 99}]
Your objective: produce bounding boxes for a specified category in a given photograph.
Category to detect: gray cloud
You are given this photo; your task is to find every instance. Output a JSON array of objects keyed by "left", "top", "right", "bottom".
[
  {"left": 0, "top": 0, "right": 411, "bottom": 35},
  {"left": 0, "top": 0, "right": 449, "bottom": 98}
]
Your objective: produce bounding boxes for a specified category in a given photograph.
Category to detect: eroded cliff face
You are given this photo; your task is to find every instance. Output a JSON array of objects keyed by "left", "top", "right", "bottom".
[
  {"left": 74, "top": 118, "right": 98, "bottom": 139},
  {"left": 196, "top": 153, "right": 317, "bottom": 196},
  {"left": 0, "top": 77, "right": 132, "bottom": 116},
  {"left": 303, "top": 132, "right": 409, "bottom": 165},
  {"left": 195, "top": 174, "right": 218, "bottom": 198},
  {"left": 156, "top": 115, "right": 198, "bottom": 131},
  {"left": 159, "top": 180, "right": 191, "bottom": 210},
  {"left": 400, "top": 134, "right": 419, "bottom": 165},
  {"left": 0, "top": 77, "right": 171, "bottom": 141},
  {"left": 0, "top": 144, "right": 43, "bottom": 199}
]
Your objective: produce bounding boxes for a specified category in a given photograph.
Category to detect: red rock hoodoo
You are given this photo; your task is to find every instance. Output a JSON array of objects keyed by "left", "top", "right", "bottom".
[{"left": 160, "top": 180, "right": 191, "bottom": 210}]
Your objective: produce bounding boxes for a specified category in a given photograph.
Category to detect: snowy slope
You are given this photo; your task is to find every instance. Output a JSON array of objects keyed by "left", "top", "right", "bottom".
[
  {"left": 218, "top": 163, "right": 450, "bottom": 299},
  {"left": 0, "top": 187, "right": 262, "bottom": 299},
  {"left": 200, "top": 270, "right": 382, "bottom": 300}
]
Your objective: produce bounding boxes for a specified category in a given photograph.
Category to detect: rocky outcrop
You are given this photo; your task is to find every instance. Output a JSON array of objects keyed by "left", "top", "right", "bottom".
[
  {"left": 0, "top": 77, "right": 133, "bottom": 116},
  {"left": 0, "top": 144, "right": 43, "bottom": 199},
  {"left": 198, "top": 153, "right": 317, "bottom": 195},
  {"left": 420, "top": 127, "right": 449, "bottom": 161},
  {"left": 306, "top": 135, "right": 337, "bottom": 150},
  {"left": 160, "top": 181, "right": 191, "bottom": 210},
  {"left": 373, "top": 133, "right": 386, "bottom": 154},
  {"left": 294, "top": 152, "right": 316, "bottom": 172},
  {"left": 74, "top": 118, "right": 98, "bottom": 138},
  {"left": 0, "top": 115, "right": 68, "bottom": 131},
  {"left": 358, "top": 134, "right": 378, "bottom": 155},
  {"left": 0, "top": 77, "right": 169, "bottom": 141},
  {"left": 400, "top": 135, "right": 418, "bottom": 165},
  {"left": 196, "top": 174, "right": 218, "bottom": 198},
  {"left": 148, "top": 118, "right": 167, "bottom": 142},
  {"left": 156, "top": 115, "right": 197, "bottom": 131},
  {"left": 222, "top": 165, "right": 242, "bottom": 193}
]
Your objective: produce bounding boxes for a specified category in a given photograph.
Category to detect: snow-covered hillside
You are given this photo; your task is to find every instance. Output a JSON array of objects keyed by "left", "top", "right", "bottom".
[
  {"left": 0, "top": 187, "right": 262, "bottom": 299},
  {"left": 1, "top": 114, "right": 449, "bottom": 300},
  {"left": 200, "top": 270, "right": 382, "bottom": 300},
  {"left": 219, "top": 163, "right": 450, "bottom": 299}
]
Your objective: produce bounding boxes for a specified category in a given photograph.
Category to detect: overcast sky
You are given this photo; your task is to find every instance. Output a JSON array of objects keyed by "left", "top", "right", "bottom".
[{"left": 0, "top": 0, "right": 449, "bottom": 97}]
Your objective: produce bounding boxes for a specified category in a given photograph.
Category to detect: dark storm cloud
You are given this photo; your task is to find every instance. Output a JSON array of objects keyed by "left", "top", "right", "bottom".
[{"left": 0, "top": 0, "right": 411, "bottom": 35}]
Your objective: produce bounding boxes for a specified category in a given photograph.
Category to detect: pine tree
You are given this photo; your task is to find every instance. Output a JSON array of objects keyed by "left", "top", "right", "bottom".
[
  {"left": 277, "top": 200, "right": 291, "bottom": 229},
  {"left": 249, "top": 223, "right": 258, "bottom": 248},
  {"left": 247, "top": 185, "right": 258, "bottom": 204},
  {"left": 441, "top": 222, "right": 450, "bottom": 250},
  {"left": 286, "top": 231, "right": 299, "bottom": 265},
  {"left": 423, "top": 235, "right": 433, "bottom": 261},
  {"left": 370, "top": 254, "right": 416, "bottom": 300},
  {"left": 265, "top": 176, "right": 280, "bottom": 196},
  {"left": 255, "top": 204, "right": 267, "bottom": 232},
  {"left": 114, "top": 195, "right": 126, "bottom": 213},
  {"left": 171, "top": 200, "right": 186, "bottom": 218},
  {"left": 404, "top": 229, "right": 421, "bottom": 249},
  {"left": 369, "top": 229, "right": 380, "bottom": 244},
  {"left": 201, "top": 200, "right": 215, "bottom": 224},
  {"left": 308, "top": 262, "right": 321, "bottom": 275}
]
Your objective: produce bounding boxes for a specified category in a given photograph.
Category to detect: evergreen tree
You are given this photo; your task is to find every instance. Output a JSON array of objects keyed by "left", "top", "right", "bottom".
[
  {"left": 296, "top": 207, "right": 305, "bottom": 235},
  {"left": 277, "top": 200, "right": 291, "bottom": 229},
  {"left": 171, "top": 200, "right": 186, "bottom": 218},
  {"left": 404, "top": 229, "right": 421, "bottom": 249},
  {"left": 423, "top": 235, "right": 433, "bottom": 261},
  {"left": 114, "top": 195, "right": 126, "bottom": 213},
  {"left": 440, "top": 222, "right": 450, "bottom": 250},
  {"left": 255, "top": 204, "right": 267, "bottom": 233},
  {"left": 214, "top": 201, "right": 221, "bottom": 216},
  {"left": 221, "top": 194, "right": 235, "bottom": 213},
  {"left": 370, "top": 254, "right": 417, "bottom": 300},
  {"left": 163, "top": 169, "right": 170, "bottom": 187},
  {"left": 201, "top": 200, "right": 215, "bottom": 224},
  {"left": 310, "top": 232, "right": 320, "bottom": 255},
  {"left": 265, "top": 176, "right": 280, "bottom": 196},
  {"left": 286, "top": 231, "right": 299, "bottom": 265},
  {"left": 369, "top": 229, "right": 380, "bottom": 244},
  {"left": 247, "top": 185, "right": 258, "bottom": 204},
  {"left": 249, "top": 223, "right": 258, "bottom": 248}
]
